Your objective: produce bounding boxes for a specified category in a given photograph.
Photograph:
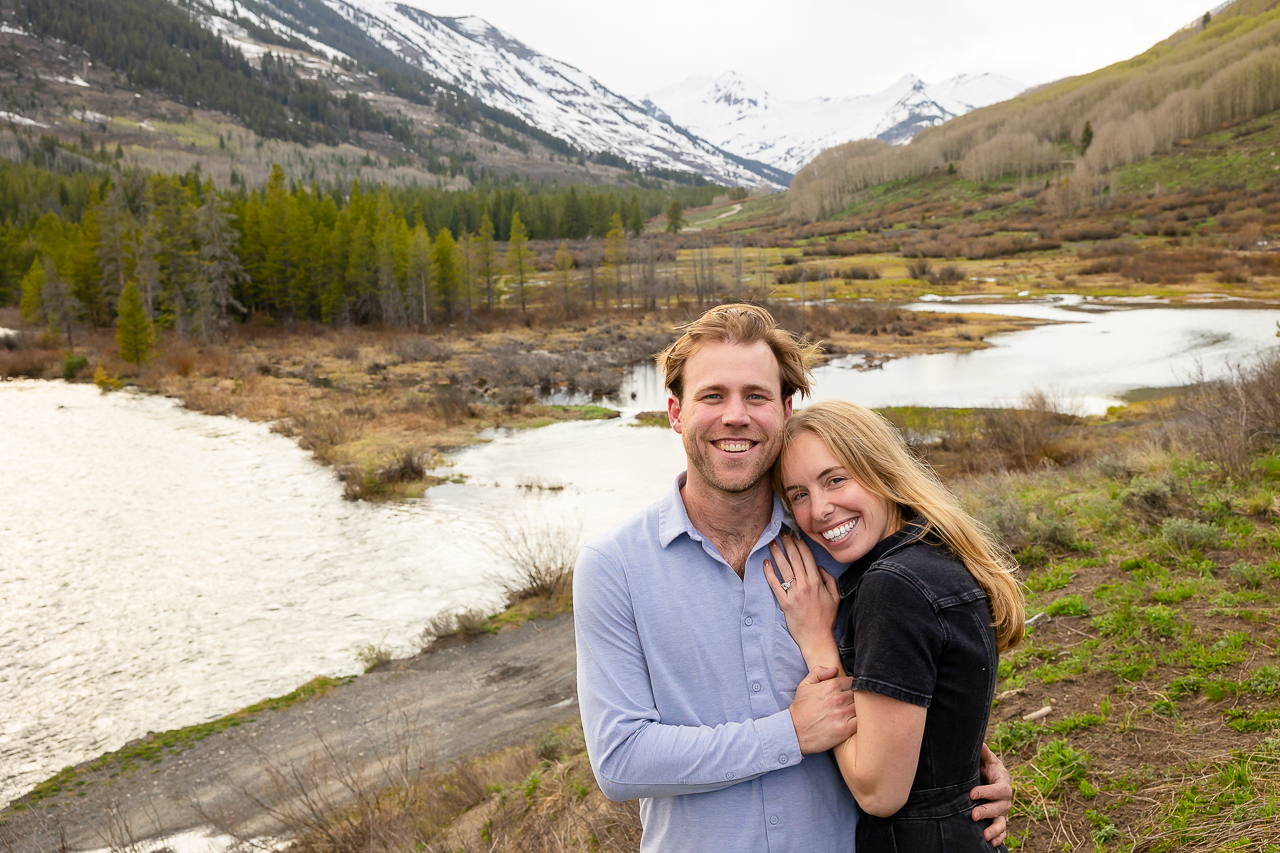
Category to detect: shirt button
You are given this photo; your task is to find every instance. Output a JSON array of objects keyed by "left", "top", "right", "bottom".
[
  {"left": 769, "top": 815, "right": 779, "bottom": 826},
  {"left": 725, "top": 771, "right": 735, "bottom": 780},
  {"left": 744, "top": 616, "right": 753, "bottom": 626},
  {"left": 779, "top": 753, "right": 789, "bottom": 765},
  {"left": 752, "top": 682, "right": 761, "bottom": 692}
]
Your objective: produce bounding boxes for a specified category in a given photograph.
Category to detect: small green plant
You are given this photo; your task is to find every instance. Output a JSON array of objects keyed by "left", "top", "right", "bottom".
[
  {"left": 1160, "top": 517, "right": 1221, "bottom": 552},
  {"left": 991, "top": 719, "right": 1041, "bottom": 753},
  {"left": 1046, "top": 594, "right": 1089, "bottom": 616},
  {"left": 1049, "top": 712, "right": 1104, "bottom": 735},
  {"left": 1087, "top": 809, "right": 1118, "bottom": 844},
  {"left": 1246, "top": 664, "right": 1280, "bottom": 696},
  {"left": 1026, "top": 564, "right": 1075, "bottom": 592},
  {"left": 1224, "top": 708, "right": 1280, "bottom": 732},
  {"left": 1142, "top": 605, "right": 1178, "bottom": 638},
  {"left": 1152, "top": 580, "right": 1199, "bottom": 603},
  {"left": 1025, "top": 739, "right": 1089, "bottom": 797},
  {"left": 522, "top": 768, "right": 542, "bottom": 804}
]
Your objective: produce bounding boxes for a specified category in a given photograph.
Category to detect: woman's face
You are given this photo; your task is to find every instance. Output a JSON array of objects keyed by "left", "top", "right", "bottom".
[{"left": 780, "top": 430, "right": 897, "bottom": 563}]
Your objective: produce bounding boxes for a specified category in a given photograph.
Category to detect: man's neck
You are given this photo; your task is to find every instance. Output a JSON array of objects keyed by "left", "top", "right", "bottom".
[{"left": 680, "top": 474, "right": 774, "bottom": 578}]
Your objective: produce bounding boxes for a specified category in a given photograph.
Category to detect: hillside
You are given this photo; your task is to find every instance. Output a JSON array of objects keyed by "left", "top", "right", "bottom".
[
  {"left": 788, "top": 0, "right": 1280, "bottom": 222},
  {"left": 0, "top": 0, "right": 766, "bottom": 191}
]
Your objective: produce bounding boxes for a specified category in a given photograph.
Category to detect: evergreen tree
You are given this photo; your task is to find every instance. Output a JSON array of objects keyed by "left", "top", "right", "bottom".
[
  {"left": 116, "top": 280, "right": 154, "bottom": 371},
  {"left": 1080, "top": 121, "right": 1094, "bottom": 155},
  {"left": 194, "top": 191, "right": 246, "bottom": 341},
  {"left": 505, "top": 212, "right": 533, "bottom": 313},
  {"left": 562, "top": 187, "right": 587, "bottom": 240},
  {"left": 406, "top": 224, "right": 432, "bottom": 325},
  {"left": 70, "top": 206, "right": 106, "bottom": 324},
  {"left": 19, "top": 257, "right": 44, "bottom": 323},
  {"left": 431, "top": 226, "right": 458, "bottom": 322},
  {"left": 626, "top": 195, "right": 645, "bottom": 238},
  {"left": 665, "top": 200, "right": 685, "bottom": 234}
]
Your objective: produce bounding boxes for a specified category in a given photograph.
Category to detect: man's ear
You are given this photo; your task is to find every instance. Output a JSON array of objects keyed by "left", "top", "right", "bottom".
[
  {"left": 783, "top": 394, "right": 794, "bottom": 420},
  {"left": 667, "top": 393, "right": 683, "bottom": 435}
]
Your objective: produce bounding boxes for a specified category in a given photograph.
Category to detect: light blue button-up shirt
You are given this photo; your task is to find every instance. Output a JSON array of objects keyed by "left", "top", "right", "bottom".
[{"left": 574, "top": 473, "right": 858, "bottom": 852}]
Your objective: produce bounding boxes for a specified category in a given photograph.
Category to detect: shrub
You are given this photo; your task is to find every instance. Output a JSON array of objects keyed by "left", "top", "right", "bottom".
[
  {"left": 1230, "top": 561, "right": 1266, "bottom": 589},
  {"left": 395, "top": 336, "right": 454, "bottom": 364},
  {"left": 354, "top": 638, "right": 393, "bottom": 673},
  {"left": 493, "top": 514, "right": 583, "bottom": 602},
  {"left": 62, "top": 351, "right": 88, "bottom": 379},
  {"left": 1160, "top": 517, "right": 1221, "bottom": 552}
]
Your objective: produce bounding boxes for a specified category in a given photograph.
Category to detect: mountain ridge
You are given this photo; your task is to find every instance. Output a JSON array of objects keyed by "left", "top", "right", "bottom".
[{"left": 641, "top": 70, "right": 1025, "bottom": 175}]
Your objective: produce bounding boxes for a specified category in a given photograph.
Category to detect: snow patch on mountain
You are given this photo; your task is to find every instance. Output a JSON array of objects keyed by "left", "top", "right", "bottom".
[
  {"left": 643, "top": 71, "right": 1024, "bottom": 174},
  {"left": 302, "top": 0, "right": 783, "bottom": 187}
]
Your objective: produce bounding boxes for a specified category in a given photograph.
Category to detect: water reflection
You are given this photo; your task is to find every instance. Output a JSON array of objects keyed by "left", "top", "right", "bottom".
[{"left": 0, "top": 381, "right": 681, "bottom": 807}]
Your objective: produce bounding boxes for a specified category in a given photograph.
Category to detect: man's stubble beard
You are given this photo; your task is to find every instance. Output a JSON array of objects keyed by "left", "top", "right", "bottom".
[{"left": 685, "top": 434, "right": 780, "bottom": 496}]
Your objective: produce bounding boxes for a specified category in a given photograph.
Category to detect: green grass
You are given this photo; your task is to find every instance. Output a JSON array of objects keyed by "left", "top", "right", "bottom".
[{"left": 21, "top": 675, "right": 351, "bottom": 806}]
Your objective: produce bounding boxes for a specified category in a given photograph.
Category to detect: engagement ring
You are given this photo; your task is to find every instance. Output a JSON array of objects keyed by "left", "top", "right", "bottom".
[{"left": 781, "top": 580, "right": 793, "bottom": 592}]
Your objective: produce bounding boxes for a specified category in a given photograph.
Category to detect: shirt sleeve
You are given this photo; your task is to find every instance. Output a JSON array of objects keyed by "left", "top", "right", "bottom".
[
  {"left": 573, "top": 543, "right": 802, "bottom": 802},
  {"left": 847, "top": 567, "right": 943, "bottom": 708}
]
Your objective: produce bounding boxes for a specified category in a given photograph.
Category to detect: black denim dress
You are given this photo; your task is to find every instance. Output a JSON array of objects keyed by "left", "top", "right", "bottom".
[{"left": 835, "top": 519, "right": 1007, "bottom": 853}]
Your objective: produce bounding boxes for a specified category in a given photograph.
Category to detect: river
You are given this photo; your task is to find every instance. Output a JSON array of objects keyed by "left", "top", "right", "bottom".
[{"left": 1, "top": 297, "right": 1277, "bottom": 807}]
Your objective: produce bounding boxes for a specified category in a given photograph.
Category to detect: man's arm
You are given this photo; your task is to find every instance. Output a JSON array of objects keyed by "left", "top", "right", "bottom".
[{"left": 574, "top": 544, "right": 856, "bottom": 801}]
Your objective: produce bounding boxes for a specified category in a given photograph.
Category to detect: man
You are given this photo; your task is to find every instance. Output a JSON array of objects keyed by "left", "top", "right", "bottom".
[{"left": 574, "top": 304, "right": 1012, "bottom": 852}]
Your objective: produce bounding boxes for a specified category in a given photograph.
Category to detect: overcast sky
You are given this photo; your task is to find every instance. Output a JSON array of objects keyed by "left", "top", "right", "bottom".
[{"left": 426, "top": 0, "right": 1221, "bottom": 100}]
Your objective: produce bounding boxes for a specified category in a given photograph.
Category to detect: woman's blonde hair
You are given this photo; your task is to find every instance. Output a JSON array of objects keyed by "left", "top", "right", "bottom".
[{"left": 776, "top": 400, "right": 1024, "bottom": 652}]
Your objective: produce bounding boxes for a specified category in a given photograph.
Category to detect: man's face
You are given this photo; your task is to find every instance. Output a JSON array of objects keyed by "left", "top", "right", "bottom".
[{"left": 667, "top": 340, "right": 793, "bottom": 497}]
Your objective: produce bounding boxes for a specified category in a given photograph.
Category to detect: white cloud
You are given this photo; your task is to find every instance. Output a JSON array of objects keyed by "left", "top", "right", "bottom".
[{"left": 426, "top": 0, "right": 1216, "bottom": 99}]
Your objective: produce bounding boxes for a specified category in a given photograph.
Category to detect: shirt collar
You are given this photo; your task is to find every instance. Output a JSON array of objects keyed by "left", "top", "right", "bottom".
[{"left": 658, "top": 471, "right": 787, "bottom": 550}]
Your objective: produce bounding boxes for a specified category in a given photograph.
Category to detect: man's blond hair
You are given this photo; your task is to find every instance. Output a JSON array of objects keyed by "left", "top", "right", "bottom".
[{"left": 656, "top": 304, "right": 824, "bottom": 401}]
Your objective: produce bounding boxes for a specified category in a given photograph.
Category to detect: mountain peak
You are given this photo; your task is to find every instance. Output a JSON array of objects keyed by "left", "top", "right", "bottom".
[{"left": 644, "top": 71, "right": 1023, "bottom": 173}]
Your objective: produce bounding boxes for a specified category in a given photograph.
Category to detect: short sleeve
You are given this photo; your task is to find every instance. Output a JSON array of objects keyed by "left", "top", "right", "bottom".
[{"left": 846, "top": 568, "right": 943, "bottom": 707}]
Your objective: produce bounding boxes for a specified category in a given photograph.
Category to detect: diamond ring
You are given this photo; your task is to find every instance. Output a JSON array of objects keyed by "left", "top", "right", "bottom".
[{"left": 781, "top": 580, "right": 793, "bottom": 592}]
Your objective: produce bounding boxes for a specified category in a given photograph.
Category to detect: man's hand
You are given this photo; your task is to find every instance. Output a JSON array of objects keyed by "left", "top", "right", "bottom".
[
  {"left": 789, "top": 666, "right": 857, "bottom": 754},
  {"left": 970, "top": 743, "right": 1013, "bottom": 847}
]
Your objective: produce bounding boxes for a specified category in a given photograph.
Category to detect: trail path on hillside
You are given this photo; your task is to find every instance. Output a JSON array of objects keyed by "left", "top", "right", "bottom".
[{"left": 2, "top": 616, "right": 578, "bottom": 853}]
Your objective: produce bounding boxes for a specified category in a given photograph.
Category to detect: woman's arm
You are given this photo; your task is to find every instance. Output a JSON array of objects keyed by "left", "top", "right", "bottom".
[
  {"left": 832, "top": 691, "right": 927, "bottom": 817},
  {"left": 764, "top": 533, "right": 843, "bottom": 671}
]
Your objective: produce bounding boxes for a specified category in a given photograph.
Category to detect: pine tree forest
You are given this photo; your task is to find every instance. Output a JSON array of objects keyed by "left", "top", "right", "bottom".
[{"left": 1, "top": 154, "right": 731, "bottom": 336}]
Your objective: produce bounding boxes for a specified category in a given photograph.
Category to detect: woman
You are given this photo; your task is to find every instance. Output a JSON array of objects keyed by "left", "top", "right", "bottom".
[{"left": 763, "top": 400, "right": 1024, "bottom": 852}]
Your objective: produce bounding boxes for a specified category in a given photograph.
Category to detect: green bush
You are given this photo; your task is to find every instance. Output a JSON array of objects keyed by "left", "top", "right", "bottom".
[
  {"left": 1160, "top": 517, "right": 1221, "bottom": 552},
  {"left": 1230, "top": 561, "right": 1266, "bottom": 589},
  {"left": 62, "top": 352, "right": 88, "bottom": 379}
]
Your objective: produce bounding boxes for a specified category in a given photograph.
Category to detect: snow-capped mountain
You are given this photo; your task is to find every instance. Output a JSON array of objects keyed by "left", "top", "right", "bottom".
[
  {"left": 642, "top": 71, "right": 1025, "bottom": 175},
  {"left": 190, "top": 0, "right": 789, "bottom": 187}
]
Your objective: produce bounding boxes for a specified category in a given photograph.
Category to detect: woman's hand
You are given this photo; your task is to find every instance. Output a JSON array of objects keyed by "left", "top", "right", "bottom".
[{"left": 764, "top": 532, "right": 842, "bottom": 671}]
